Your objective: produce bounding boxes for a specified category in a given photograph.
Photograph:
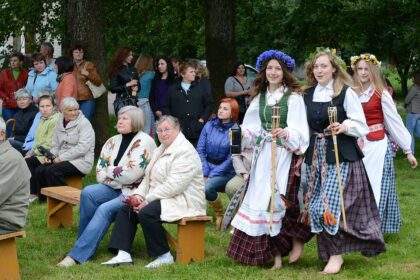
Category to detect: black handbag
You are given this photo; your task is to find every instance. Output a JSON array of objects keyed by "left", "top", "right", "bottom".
[{"left": 113, "top": 89, "right": 138, "bottom": 115}]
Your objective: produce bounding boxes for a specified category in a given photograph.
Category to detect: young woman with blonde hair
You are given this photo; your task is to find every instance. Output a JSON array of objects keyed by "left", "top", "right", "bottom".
[
  {"left": 351, "top": 53, "right": 417, "bottom": 234},
  {"left": 302, "top": 49, "right": 385, "bottom": 274}
]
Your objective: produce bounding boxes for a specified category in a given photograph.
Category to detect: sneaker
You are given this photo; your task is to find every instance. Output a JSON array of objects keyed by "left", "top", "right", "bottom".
[
  {"left": 57, "top": 256, "right": 77, "bottom": 267},
  {"left": 145, "top": 253, "right": 174, "bottom": 269},
  {"left": 101, "top": 256, "right": 133, "bottom": 267},
  {"left": 29, "top": 194, "right": 38, "bottom": 203}
]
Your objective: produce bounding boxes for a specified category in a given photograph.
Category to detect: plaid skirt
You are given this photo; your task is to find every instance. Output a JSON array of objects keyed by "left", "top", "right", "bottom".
[
  {"left": 227, "top": 155, "right": 313, "bottom": 265},
  {"left": 379, "top": 139, "right": 401, "bottom": 233},
  {"left": 317, "top": 160, "right": 386, "bottom": 261}
]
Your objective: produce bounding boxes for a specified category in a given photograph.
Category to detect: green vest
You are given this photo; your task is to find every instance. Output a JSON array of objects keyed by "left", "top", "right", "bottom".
[{"left": 259, "top": 90, "right": 290, "bottom": 131}]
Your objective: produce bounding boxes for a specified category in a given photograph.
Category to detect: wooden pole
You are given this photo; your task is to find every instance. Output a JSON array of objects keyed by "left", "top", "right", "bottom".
[
  {"left": 328, "top": 107, "right": 348, "bottom": 232},
  {"left": 269, "top": 106, "right": 280, "bottom": 231}
]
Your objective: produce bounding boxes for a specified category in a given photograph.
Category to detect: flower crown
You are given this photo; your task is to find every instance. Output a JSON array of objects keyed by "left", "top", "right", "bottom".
[
  {"left": 255, "top": 50, "right": 295, "bottom": 72},
  {"left": 307, "top": 47, "right": 347, "bottom": 70},
  {"left": 350, "top": 54, "right": 381, "bottom": 69}
]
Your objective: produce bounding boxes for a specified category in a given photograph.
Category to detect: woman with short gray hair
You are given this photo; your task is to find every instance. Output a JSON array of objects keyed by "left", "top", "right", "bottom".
[
  {"left": 31, "top": 97, "right": 95, "bottom": 199},
  {"left": 8, "top": 88, "right": 38, "bottom": 151},
  {"left": 58, "top": 105, "right": 157, "bottom": 267}
]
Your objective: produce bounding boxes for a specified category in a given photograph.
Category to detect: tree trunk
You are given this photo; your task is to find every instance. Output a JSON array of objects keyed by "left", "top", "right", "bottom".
[
  {"left": 65, "top": 0, "right": 108, "bottom": 156},
  {"left": 204, "top": 0, "right": 236, "bottom": 105}
]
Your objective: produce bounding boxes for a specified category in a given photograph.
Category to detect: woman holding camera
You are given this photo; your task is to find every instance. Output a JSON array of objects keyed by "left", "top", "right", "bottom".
[
  {"left": 24, "top": 92, "right": 59, "bottom": 201},
  {"left": 31, "top": 97, "right": 95, "bottom": 201}
]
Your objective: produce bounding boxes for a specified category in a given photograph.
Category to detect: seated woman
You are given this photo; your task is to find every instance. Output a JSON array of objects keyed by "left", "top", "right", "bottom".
[
  {"left": 103, "top": 115, "right": 206, "bottom": 268},
  {"left": 24, "top": 92, "right": 59, "bottom": 202},
  {"left": 58, "top": 106, "right": 156, "bottom": 267},
  {"left": 197, "top": 98, "right": 238, "bottom": 230},
  {"left": 31, "top": 97, "right": 95, "bottom": 199},
  {"left": 8, "top": 88, "right": 38, "bottom": 152},
  {"left": 0, "top": 118, "right": 31, "bottom": 234}
]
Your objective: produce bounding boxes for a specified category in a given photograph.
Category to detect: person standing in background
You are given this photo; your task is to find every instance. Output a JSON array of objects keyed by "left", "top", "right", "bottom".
[
  {"left": 135, "top": 54, "right": 155, "bottom": 136},
  {"left": 405, "top": 71, "right": 420, "bottom": 155},
  {"left": 0, "top": 52, "right": 28, "bottom": 136},
  {"left": 71, "top": 44, "right": 102, "bottom": 121}
]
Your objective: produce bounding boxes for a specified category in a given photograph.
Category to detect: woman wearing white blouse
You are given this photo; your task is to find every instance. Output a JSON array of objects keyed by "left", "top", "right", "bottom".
[
  {"left": 351, "top": 53, "right": 417, "bottom": 234},
  {"left": 302, "top": 50, "right": 385, "bottom": 274}
]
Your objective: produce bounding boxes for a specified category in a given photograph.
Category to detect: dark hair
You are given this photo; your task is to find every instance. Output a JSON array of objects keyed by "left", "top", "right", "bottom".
[
  {"left": 69, "top": 44, "right": 83, "bottom": 55},
  {"left": 31, "top": 53, "right": 47, "bottom": 65},
  {"left": 170, "top": 55, "right": 181, "bottom": 64},
  {"left": 55, "top": 56, "right": 74, "bottom": 74},
  {"left": 155, "top": 56, "right": 175, "bottom": 83},
  {"left": 38, "top": 94, "right": 55, "bottom": 106},
  {"left": 41, "top": 42, "right": 54, "bottom": 55},
  {"left": 250, "top": 58, "right": 300, "bottom": 103},
  {"left": 231, "top": 61, "right": 247, "bottom": 76},
  {"left": 108, "top": 47, "right": 132, "bottom": 78},
  {"left": 10, "top": 51, "right": 25, "bottom": 61},
  {"left": 414, "top": 70, "right": 420, "bottom": 86}
]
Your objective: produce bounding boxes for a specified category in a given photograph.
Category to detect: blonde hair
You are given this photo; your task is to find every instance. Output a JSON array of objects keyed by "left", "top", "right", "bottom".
[
  {"left": 188, "top": 59, "right": 209, "bottom": 78},
  {"left": 352, "top": 53, "right": 385, "bottom": 95},
  {"left": 304, "top": 51, "right": 353, "bottom": 97},
  {"left": 135, "top": 54, "right": 154, "bottom": 75}
]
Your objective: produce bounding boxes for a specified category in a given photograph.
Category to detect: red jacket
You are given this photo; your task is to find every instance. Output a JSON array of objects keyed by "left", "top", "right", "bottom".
[{"left": 0, "top": 69, "right": 28, "bottom": 108}]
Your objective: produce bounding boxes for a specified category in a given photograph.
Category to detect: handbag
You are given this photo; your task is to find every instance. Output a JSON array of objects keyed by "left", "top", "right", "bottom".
[
  {"left": 222, "top": 180, "right": 248, "bottom": 231},
  {"left": 83, "top": 62, "right": 107, "bottom": 99},
  {"left": 113, "top": 91, "right": 138, "bottom": 115}
]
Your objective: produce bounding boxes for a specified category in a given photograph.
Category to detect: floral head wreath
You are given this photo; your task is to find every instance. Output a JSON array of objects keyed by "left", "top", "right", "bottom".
[
  {"left": 307, "top": 47, "right": 347, "bottom": 71},
  {"left": 255, "top": 49, "right": 295, "bottom": 72},
  {"left": 350, "top": 54, "right": 382, "bottom": 69}
]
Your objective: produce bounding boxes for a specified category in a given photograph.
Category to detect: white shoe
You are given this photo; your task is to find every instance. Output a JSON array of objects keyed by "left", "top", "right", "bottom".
[
  {"left": 101, "top": 256, "right": 133, "bottom": 266},
  {"left": 145, "top": 253, "right": 174, "bottom": 269},
  {"left": 29, "top": 194, "right": 38, "bottom": 203},
  {"left": 57, "top": 256, "right": 77, "bottom": 267}
]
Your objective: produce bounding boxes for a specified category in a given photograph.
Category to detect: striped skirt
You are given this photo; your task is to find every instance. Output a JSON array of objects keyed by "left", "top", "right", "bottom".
[{"left": 226, "top": 155, "right": 313, "bottom": 265}]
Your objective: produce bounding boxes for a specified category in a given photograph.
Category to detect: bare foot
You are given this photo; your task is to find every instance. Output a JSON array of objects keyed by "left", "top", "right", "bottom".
[
  {"left": 320, "top": 255, "right": 343, "bottom": 274},
  {"left": 270, "top": 254, "right": 282, "bottom": 270},
  {"left": 289, "top": 238, "right": 304, "bottom": 264}
]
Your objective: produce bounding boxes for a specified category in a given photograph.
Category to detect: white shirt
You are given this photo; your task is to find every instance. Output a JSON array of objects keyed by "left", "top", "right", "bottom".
[{"left": 312, "top": 80, "right": 369, "bottom": 138}]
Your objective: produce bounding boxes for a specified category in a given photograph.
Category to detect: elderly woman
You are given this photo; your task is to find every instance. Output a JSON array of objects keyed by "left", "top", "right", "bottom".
[
  {"left": 24, "top": 93, "right": 59, "bottom": 202},
  {"left": 103, "top": 115, "right": 206, "bottom": 268},
  {"left": 31, "top": 97, "right": 95, "bottom": 200},
  {"left": 58, "top": 106, "right": 156, "bottom": 267},
  {"left": 8, "top": 88, "right": 38, "bottom": 151},
  {"left": 0, "top": 118, "right": 31, "bottom": 234}
]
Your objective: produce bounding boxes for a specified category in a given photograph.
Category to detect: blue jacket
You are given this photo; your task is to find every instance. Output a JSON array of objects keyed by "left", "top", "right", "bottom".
[
  {"left": 197, "top": 118, "right": 236, "bottom": 178},
  {"left": 25, "top": 66, "right": 58, "bottom": 98}
]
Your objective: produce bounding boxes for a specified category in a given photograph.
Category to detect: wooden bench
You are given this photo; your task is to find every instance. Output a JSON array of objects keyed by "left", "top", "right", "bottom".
[
  {"left": 66, "top": 176, "right": 83, "bottom": 190},
  {"left": 0, "top": 231, "right": 25, "bottom": 280},
  {"left": 41, "top": 186, "right": 81, "bottom": 228},
  {"left": 163, "top": 216, "right": 212, "bottom": 264}
]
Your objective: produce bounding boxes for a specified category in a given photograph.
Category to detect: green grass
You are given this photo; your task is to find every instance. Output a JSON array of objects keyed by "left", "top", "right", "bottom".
[{"left": 16, "top": 122, "right": 420, "bottom": 279}]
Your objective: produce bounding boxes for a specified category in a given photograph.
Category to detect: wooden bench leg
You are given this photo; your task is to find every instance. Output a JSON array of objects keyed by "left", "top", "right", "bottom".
[
  {"left": 0, "top": 237, "right": 20, "bottom": 280},
  {"left": 46, "top": 197, "right": 73, "bottom": 228},
  {"left": 176, "top": 222, "right": 205, "bottom": 264}
]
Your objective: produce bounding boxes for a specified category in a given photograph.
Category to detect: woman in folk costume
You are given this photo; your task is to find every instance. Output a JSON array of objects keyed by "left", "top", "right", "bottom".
[
  {"left": 227, "top": 50, "right": 312, "bottom": 269},
  {"left": 351, "top": 54, "right": 417, "bottom": 233},
  {"left": 302, "top": 49, "right": 385, "bottom": 274}
]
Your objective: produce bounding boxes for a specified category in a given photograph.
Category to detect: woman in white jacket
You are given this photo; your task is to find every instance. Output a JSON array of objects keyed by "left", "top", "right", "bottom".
[
  {"left": 58, "top": 105, "right": 156, "bottom": 267},
  {"left": 33, "top": 97, "right": 94, "bottom": 199},
  {"left": 103, "top": 115, "right": 206, "bottom": 268}
]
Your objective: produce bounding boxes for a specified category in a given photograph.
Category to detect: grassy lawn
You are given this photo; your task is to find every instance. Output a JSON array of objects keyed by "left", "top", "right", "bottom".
[{"left": 16, "top": 118, "right": 420, "bottom": 280}]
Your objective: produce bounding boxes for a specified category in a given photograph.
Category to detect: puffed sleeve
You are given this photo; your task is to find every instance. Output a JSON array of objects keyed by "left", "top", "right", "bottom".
[
  {"left": 343, "top": 87, "right": 369, "bottom": 138},
  {"left": 382, "top": 90, "right": 412, "bottom": 152},
  {"left": 281, "top": 93, "right": 309, "bottom": 155}
]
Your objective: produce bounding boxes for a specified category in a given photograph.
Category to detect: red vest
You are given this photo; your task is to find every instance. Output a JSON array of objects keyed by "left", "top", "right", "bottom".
[{"left": 361, "top": 90, "right": 385, "bottom": 141}]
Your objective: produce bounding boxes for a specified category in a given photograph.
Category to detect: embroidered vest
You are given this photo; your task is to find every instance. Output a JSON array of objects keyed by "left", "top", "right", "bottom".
[
  {"left": 361, "top": 90, "right": 385, "bottom": 141},
  {"left": 304, "top": 85, "right": 364, "bottom": 164},
  {"left": 259, "top": 90, "right": 289, "bottom": 131}
]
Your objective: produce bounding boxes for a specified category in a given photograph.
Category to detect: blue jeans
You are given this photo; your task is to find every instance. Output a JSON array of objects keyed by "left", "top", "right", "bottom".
[
  {"left": 68, "top": 184, "right": 125, "bottom": 263},
  {"left": 78, "top": 99, "right": 95, "bottom": 122},
  {"left": 406, "top": 113, "right": 420, "bottom": 155},
  {"left": 2, "top": 107, "right": 19, "bottom": 137},
  {"left": 205, "top": 175, "right": 234, "bottom": 201},
  {"left": 138, "top": 98, "right": 155, "bottom": 136}
]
